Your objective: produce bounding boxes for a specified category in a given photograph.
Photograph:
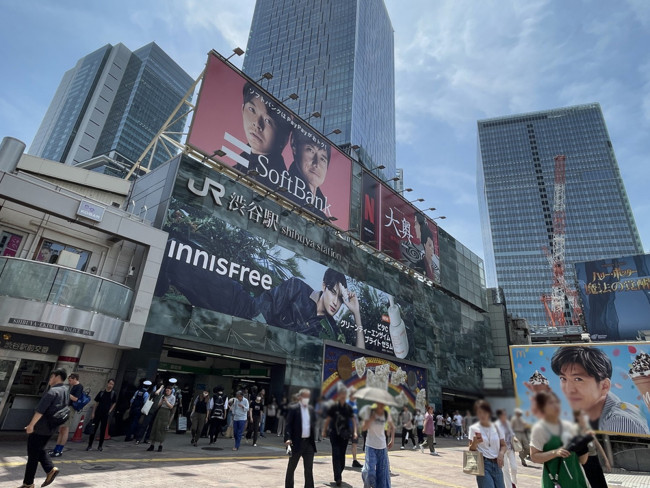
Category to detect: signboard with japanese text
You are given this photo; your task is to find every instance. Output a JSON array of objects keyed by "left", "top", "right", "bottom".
[
  {"left": 360, "top": 173, "right": 440, "bottom": 284},
  {"left": 151, "top": 157, "right": 415, "bottom": 359},
  {"left": 187, "top": 52, "right": 352, "bottom": 231},
  {"left": 510, "top": 343, "right": 650, "bottom": 437},
  {"left": 575, "top": 253, "right": 650, "bottom": 341}
]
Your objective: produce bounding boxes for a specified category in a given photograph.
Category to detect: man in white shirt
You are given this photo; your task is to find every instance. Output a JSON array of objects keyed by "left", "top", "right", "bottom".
[
  {"left": 453, "top": 410, "right": 464, "bottom": 440},
  {"left": 284, "top": 389, "right": 317, "bottom": 488},
  {"left": 231, "top": 390, "right": 249, "bottom": 451}
]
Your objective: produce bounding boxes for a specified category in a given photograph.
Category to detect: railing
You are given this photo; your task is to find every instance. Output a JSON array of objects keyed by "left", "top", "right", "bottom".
[
  {"left": 0, "top": 257, "right": 133, "bottom": 321},
  {"left": 529, "top": 325, "right": 584, "bottom": 336}
]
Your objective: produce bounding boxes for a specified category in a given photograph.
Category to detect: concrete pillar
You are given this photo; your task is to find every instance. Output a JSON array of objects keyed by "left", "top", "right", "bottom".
[
  {"left": 55, "top": 342, "right": 84, "bottom": 376},
  {"left": 0, "top": 137, "right": 26, "bottom": 173},
  {"left": 602, "top": 434, "right": 615, "bottom": 467}
]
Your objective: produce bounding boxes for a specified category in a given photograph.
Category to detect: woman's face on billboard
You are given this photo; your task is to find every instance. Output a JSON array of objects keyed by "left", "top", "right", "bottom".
[
  {"left": 242, "top": 96, "right": 279, "bottom": 155},
  {"left": 296, "top": 142, "right": 328, "bottom": 190},
  {"left": 424, "top": 236, "right": 435, "bottom": 263}
]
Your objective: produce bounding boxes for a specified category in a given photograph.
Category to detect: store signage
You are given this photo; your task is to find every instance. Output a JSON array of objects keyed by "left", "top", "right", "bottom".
[
  {"left": 8, "top": 318, "right": 95, "bottom": 337},
  {"left": 0, "top": 330, "right": 63, "bottom": 355},
  {"left": 77, "top": 200, "right": 105, "bottom": 222}
]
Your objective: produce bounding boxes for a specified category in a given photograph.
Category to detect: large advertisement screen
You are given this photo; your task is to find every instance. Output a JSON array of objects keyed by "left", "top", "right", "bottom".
[
  {"left": 187, "top": 52, "right": 352, "bottom": 231},
  {"left": 321, "top": 343, "right": 427, "bottom": 412},
  {"left": 153, "top": 158, "right": 415, "bottom": 359},
  {"left": 575, "top": 254, "right": 650, "bottom": 341},
  {"left": 510, "top": 343, "right": 650, "bottom": 437},
  {"left": 361, "top": 173, "right": 440, "bottom": 283}
]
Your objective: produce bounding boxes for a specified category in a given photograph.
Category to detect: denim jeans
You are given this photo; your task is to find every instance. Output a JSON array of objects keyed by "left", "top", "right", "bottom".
[
  {"left": 233, "top": 420, "right": 246, "bottom": 449},
  {"left": 476, "top": 458, "right": 506, "bottom": 488}
]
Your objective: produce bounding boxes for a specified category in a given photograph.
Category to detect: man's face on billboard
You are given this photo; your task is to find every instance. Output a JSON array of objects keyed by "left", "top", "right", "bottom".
[
  {"left": 321, "top": 282, "right": 344, "bottom": 316},
  {"left": 242, "top": 96, "right": 279, "bottom": 155},
  {"left": 295, "top": 142, "right": 329, "bottom": 191},
  {"left": 424, "top": 236, "right": 435, "bottom": 263},
  {"left": 559, "top": 363, "right": 609, "bottom": 413}
]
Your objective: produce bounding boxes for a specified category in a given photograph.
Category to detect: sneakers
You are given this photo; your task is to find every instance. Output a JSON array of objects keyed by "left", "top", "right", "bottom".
[
  {"left": 17, "top": 484, "right": 34, "bottom": 488},
  {"left": 253, "top": 443, "right": 257, "bottom": 447},
  {"left": 157, "top": 446, "right": 163, "bottom": 452},
  {"left": 41, "top": 467, "right": 59, "bottom": 487},
  {"left": 352, "top": 460, "right": 363, "bottom": 468},
  {"left": 146, "top": 445, "right": 154, "bottom": 452},
  {"left": 51, "top": 451, "right": 62, "bottom": 458},
  {"left": 430, "top": 452, "right": 440, "bottom": 456},
  {"left": 412, "top": 445, "right": 418, "bottom": 450},
  {"left": 420, "top": 445, "right": 424, "bottom": 453},
  {"left": 97, "top": 446, "right": 103, "bottom": 452},
  {"left": 400, "top": 446, "right": 405, "bottom": 450},
  {"left": 85, "top": 446, "right": 92, "bottom": 451}
]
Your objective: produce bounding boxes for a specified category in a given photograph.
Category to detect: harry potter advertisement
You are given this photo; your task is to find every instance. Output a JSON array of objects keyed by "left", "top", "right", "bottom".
[
  {"left": 511, "top": 343, "right": 650, "bottom": 437},
  {"left": 321, "top": 343, "right": 427, "bottom": 412},
  {"left": 361, "top": 173, "right": 440, "bottom": 284},
  {"left": 187, "top": 52, "right": 352, "bottom": 231},
  {"left": 152, "top": 158, "right": 415, "bottom": 359},
  {"left": 575, "top": 253, "right": 650, "bottom": 341}
]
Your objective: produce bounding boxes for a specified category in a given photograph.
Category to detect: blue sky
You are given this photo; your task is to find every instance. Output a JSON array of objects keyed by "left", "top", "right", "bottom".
[{"left": 0, "top": 0, "right": 648, "bottom": 265}]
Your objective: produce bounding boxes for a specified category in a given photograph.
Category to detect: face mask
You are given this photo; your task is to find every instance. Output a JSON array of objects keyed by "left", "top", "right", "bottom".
[
  {"left": 256, "top": 397, "right": 261, "bottom": 402},
  {"left": 300, "top": 397, "right": 310, "bottom": 407}
]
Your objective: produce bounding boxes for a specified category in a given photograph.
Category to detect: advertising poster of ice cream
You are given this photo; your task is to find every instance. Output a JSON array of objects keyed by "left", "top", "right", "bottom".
[
  {"left": 510, "top": 343, "right": 650, "bottom": 437},
  {"left": 321, "top": 342, "right": 427, "bottom": 412}
]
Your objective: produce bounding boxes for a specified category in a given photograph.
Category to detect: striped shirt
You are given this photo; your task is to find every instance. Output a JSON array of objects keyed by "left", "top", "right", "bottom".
[{"left": 597, "top": 392, "right": 650, "bottom": 435}]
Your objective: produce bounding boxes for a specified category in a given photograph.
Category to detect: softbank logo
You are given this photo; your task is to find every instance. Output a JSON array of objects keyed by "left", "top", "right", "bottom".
[
  {"left": 187, "top": 177, "right": 225, "bottom": 206},
  {"left": 220, "top": 132, "right": 250, "bottom": 168}
]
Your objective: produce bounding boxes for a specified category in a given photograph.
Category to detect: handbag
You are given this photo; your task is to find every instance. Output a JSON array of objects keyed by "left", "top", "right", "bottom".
[
  {"left": 566, "top": 433, "right": 594, "bottom": 456},
  {"left": 141, "top": 399, "right": 154, "bottom": 415},
  {"left": 84, "top": 421, "right": 95, "bottom": 435},
  {"left": 463, "top": 450, "right": 485, "bottom": 476},
  {"left": 512, "top": 436, "right": 523, "bottom": 452}
]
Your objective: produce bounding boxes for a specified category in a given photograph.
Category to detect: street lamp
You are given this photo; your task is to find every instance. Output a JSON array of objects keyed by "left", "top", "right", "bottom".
[
  {"left": 326, "top": 128, "right": 342, "bottom": 136},
  {"left": 409, "top": 198, "right": 425, "bottom": 203},
  {"left": 256, "top": 72, "right": 273, "bottom": 83},
  {"left": 282, "top": 93, "right": 299, "bottom": 103},
  {"left": 226, "top": 47, "right": 245, "bottom": 60},
  {"left": 384, "top": 176, "right": 400, "bottom": 183},
  {"left": 369, "top": 164, "right": 385, "bottom": 172},
  {"left": 305, "top": 111, "right": 321, "bottom": 121},
  {"left": 431, "top": 216, "right": 446, "bottom": 220},
  {"left": 398, "top": 188, "right": 413, "bottom": 194}
]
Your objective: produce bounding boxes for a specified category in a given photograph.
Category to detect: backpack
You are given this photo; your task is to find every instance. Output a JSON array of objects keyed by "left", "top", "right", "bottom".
[
  {"left": 131, "top": 389, "right": 146, "bottom": 412},
  {"left": 210, "top": 394, "right": 226, "bottom": 420},
  {"left": 48, "top": 387, "right": 70, "bottom": 427},
  {"left": 334, "top": 406, "right": 352, "bottom": 440},
  {"left": 72, "top": 391, "right": 91, "bottom": 412}
]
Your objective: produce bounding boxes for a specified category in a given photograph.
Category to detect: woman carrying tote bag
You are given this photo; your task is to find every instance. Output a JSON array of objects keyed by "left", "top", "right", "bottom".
[{"left": 467, "top": 400, "right": 506, "bottom": 488}]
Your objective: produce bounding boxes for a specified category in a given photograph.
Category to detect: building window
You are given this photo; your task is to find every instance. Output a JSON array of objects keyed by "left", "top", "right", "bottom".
[
  {"left": 34, "top": 239, "right": 91, "bottom": 271},
  {"left": 0, "top": 231, "right": 23, "bottom": 257}
]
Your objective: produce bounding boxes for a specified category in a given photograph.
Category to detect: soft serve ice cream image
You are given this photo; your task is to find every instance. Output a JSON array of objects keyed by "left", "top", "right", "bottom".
[
  {"left": 528, "top": 370, "right": 550, "bottom": 392},
  {"left": 629, "top": 352, "right": 650, "bottom": 410}
]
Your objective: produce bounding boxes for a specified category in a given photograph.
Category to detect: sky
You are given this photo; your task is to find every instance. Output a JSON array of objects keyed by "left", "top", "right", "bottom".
[{"left": 0, "top": 0, "right": 648, "bottom": 267}]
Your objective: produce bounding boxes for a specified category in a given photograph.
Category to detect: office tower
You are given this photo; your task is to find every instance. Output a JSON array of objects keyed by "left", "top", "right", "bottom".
[
  {"left": 30, "top": 42, "right": 193, "bottom": 174},
  {"left": 242, "top": 0, "right": 396, "bottom": 178},
  {"left": 477, "top": 103, "right": 643, "bottom": 334}
]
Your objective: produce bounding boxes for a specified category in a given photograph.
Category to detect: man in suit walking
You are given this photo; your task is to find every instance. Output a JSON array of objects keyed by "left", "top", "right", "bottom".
[{"left": 284, "top": 388, "right": 317, "bottom": 488}]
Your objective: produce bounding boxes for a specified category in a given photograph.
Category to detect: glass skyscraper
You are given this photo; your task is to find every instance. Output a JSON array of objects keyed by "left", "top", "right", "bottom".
[
  {"left": 30, "top": 42, "right": 193, "bottom": 174},
  {"left": 242, "top": 0, "right": 396, "bottom": 179},
  {"left": 477, "top": 103, "right": 643, "bottom": 334}
]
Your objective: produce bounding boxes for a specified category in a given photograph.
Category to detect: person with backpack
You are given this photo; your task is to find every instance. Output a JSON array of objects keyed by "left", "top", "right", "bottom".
[
  {"left": 322, "top": 383, "right": 357, "bottom": 487},
  {"left": 190, "top": 390, "right": 210, "bottom": 446},
  {"left": 207, "top": 386, "right": 228, "bottom": 444},
  {"left": 19, "top": 368, "right": 68, "bottom": 488},
  {"left": 49, "top": 372, "right": 86, "bottom": 458},
  {"left": 86, "top": 379, "right": 117, "bottom": 452},
  {"left": 124, "top": 380, "right": 151, "bottom": 442}
]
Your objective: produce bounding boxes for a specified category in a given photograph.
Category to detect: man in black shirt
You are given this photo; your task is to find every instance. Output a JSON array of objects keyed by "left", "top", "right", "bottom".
[
  {"left": 87, "top": 379, "right": 117, "bottom": 452},
  {"left": 248, "top": 394, "right": 264, "bottom": 446},
  {"left": 49, "top": 373, "right": 83, "bottom": 457},
  {"left": 322, "top": 384, "right": 357, "bottom": 487},
  {"left": 21, "top": 368, "right": 67, "bottom": 488}
]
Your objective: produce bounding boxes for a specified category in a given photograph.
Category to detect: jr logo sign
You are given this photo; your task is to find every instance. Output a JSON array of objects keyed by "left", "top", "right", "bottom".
[{"left": 187, "top": 177, "right": 225, "bottom": 206}]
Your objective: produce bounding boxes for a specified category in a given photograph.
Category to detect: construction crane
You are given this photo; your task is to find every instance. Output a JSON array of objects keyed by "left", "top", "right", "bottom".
[{"left": 541, "top": 155, "right": 583, "bottom": 327}]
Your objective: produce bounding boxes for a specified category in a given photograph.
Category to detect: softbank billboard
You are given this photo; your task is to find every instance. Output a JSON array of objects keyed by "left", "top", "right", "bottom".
[{"left": 187, "top": 52, "right": 352, "bottom": 231}]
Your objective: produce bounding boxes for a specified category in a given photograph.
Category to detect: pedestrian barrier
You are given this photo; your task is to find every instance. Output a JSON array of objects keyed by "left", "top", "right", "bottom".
[{"left": 71, "top": 415, "right": 85, "bottom": 442}]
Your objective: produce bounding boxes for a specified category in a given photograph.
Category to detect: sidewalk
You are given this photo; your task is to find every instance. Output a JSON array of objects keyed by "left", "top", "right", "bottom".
[{"left": 0, "top": 430, "right": 647, "bottom": 487}]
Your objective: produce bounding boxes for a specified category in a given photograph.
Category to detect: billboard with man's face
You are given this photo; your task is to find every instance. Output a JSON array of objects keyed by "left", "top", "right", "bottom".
[
  {"left": 575, "top": 253, "right": 650, "bottom": 341},
  {"left": 510, "top": 343, "right": 650, "bottom": 437},
  {"left": 187, "top": 52, "right": 352, "bottom": 231},
  {"left": 361, "top": 173, "right": 440, "bottom": 284}
]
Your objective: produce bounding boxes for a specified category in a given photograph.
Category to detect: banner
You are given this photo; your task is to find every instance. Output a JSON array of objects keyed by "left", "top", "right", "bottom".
[
  {"left": 510, "top": 343, "right": 650, "bottom": 437},
  {"left": 321, "top": 343, "right": 427, "bottom": 412},
  {"left": 575, "top": 254, "right": 650, "bottom": 341},
  {"left": 187, "top": 52, "right": 352, "bottom": 231},
  {"left": 153, "top": 159, "right": 415, "bottom": 359},
  {"left": 360, "top": 173, "right": 440, "bottom": 284}
]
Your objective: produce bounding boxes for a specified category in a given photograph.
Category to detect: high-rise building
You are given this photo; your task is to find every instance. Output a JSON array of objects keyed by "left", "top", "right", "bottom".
[
  {"left": 29, "top": 42, "right": 193, "bottom": 174},
  {"left": 242, "top": 0, "right": 396, "bottom": 179},
  {"left": 477, "top": 103, "right": 643, "bottom": 335}
]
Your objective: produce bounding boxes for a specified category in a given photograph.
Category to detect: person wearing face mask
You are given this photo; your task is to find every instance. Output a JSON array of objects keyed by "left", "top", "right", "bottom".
[
  {"left": 284, "top": 389, "right": 317, "bottom": 488},
  {"left": 231, "top": 391, "right": 250, "bottom": 451},
  {"left": 190, "top": 390, "right": 210, "bottom": 447},
  {"left": 248, "top": 394, "right": 264, "bottom": 446}
]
